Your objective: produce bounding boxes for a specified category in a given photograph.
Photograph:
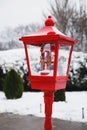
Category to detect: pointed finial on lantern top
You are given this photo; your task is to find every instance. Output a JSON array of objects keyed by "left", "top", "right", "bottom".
[{"left": 45, "top": 16, "right": 55, "bottom": 26}]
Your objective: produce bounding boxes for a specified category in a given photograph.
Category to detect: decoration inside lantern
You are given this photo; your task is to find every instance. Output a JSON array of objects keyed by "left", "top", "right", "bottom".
[
  {"left": 27, "top": 43, "right": 55, "bottom": 76},
  {"left": 27, "top": 42, "right": 72, "bottom": 77}
]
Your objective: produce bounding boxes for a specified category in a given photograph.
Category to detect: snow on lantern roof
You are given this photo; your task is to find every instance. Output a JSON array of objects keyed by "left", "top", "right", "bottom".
[{"left": 19, "top": 16, "right": 77, "bottom": 44}]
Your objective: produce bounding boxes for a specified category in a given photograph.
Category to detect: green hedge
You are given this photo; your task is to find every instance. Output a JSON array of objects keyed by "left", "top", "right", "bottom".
[
  {"left": 54, "top": 89, "right": 66, "bottom": 102},
  {"left": 3, "top": 69, "right": 24, "bottom": 99},
  {"left": 66, "top": 59, "right": 87, "bottom": 91},
  {"left": 0, "top": 67, "right": 5, "bottom": 91}
]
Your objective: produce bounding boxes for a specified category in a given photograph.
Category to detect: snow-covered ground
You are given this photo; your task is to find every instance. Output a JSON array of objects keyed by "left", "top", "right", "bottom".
[
  {"left": 0, "top": 91, "right": 87, "bottom": 122},
  {"left": 0, "top": 48, "right": 87, "bottom": 122}
]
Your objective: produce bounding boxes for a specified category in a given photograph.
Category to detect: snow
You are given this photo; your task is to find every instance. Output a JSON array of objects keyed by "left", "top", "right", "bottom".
[
  {"left": 0, "top": 48, "right": 87, "bottom": 122},
  {"left": 0, "top": 49, "right": 26, "bottom": 74},
  {"left": 0, "top": 48, "right": 87, "bottom": 76},
  {"left": 0, "top": 91, "right": 87, "bottom": 122}
]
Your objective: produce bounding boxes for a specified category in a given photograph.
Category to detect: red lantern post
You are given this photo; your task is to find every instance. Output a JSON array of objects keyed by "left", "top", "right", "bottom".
[
  {"left": 19, "top": 16, "right": 77, "bottom": 130},
  {"left": 44, "top": 91, "right": 54, "bottom": 130}
]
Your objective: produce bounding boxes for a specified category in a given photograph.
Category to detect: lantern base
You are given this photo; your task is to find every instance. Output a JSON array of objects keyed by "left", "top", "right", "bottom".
[{"left": 30, "top": 76, "right": 68, "bottom": 91}]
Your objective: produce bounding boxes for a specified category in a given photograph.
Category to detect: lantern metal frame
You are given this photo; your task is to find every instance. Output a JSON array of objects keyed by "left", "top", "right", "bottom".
[
  {"left": 20, "top": 17, "right": 77, "bottom": 91},
  {"left": 19, "top": 16, "right": 77, "bottom": 130}
]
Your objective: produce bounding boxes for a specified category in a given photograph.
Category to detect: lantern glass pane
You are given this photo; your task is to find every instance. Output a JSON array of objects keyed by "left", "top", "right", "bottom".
[
  {"left": 27, "top": 43, "right": 55, "bottom": 76},
  {"left": 57, "top": 44, "right": 71, "bottom": 76}
]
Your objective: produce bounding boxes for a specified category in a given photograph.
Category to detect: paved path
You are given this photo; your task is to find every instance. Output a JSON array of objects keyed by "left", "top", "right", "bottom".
[{"left": 0, "top": 113, "right": 87, "bottom": 130}]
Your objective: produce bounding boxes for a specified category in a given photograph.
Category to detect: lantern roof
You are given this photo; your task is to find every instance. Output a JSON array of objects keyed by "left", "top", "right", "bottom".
[
  {"left": 29, "top": 16, "right": 65, "bottom": 36},
  {"left": 19, "top": 16, "right": 77, "bottom": 45}
]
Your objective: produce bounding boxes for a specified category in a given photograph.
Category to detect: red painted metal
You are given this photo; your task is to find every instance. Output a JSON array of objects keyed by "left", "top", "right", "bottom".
[
  {"left": 44, "top": 91, "right": 54, "bottom": 130},
  {"left": 19, "top": 16, "right": 77, "bottom": 130},
  {"left": 24, "top": 43, "right": 31, "bottom": 76}
]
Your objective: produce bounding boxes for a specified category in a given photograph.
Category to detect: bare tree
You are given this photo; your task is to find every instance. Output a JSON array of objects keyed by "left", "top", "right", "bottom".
[
  {"left": 0, "top": 23, "right": 40, "bottom": 50},
  {"left": 47, "top": 0, "right": 87, "bottom": 52},
  {"left": 77, "top": 6, "right": 87, "bottom": 52},
  {"left": 49, "top": 0, "right": 76, "bottom": 34},
  {"left": 70, "top": 5, "right": 87, "bottom": 52}
]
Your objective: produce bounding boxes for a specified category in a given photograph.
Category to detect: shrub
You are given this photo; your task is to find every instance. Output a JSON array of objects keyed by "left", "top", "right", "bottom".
[
  {"left": 23, "top": 72, "right": 32, "bottom": 91},
  {"left": 66, "top": 59, "right": 87, "bottom": 91},
  {"left": 3, "top": 69, "right": 24, "bottom": 99},
  {"left": 0, "top": 67, "right": 6, "bottom": 91},
  {"left": 54, "top": 89, "right": 66, "bottom": 102}
]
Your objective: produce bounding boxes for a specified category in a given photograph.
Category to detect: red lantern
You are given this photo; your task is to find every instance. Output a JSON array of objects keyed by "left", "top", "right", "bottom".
[{"left": 19, "top": 16, "right": 77, "bottom": 130}]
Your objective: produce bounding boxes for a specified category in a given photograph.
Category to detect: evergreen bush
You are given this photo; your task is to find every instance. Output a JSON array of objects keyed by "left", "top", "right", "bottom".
[
  {"left": 3, "top": 69, "right": 24, "bottom": 99},
  {"left": 23, "top": 72, "right": 32, "bottom": 91},
  {"left": 66, "top": 58, "right": 87, "bottom": 91},
  {"left": 54, "top": 89, "right": 66, "bottom": 102},
  {"left": 0, "top": 67, "right": 6, "bottom": 91}
]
